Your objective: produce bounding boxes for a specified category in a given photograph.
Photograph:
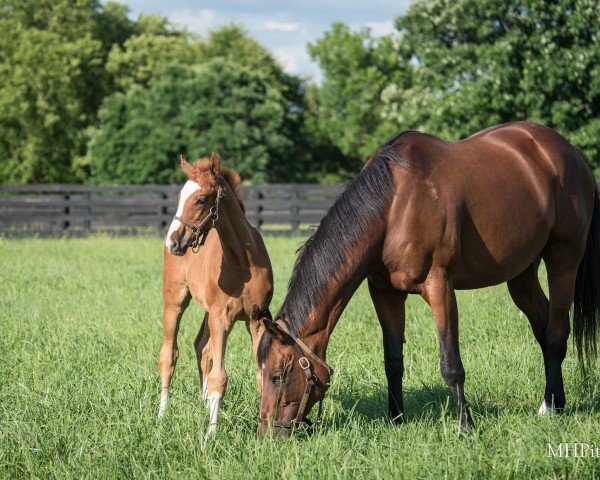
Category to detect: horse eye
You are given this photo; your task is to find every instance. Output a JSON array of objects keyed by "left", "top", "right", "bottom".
[{"left": 196, "top": 197, "right": 206, "bottom": 205}]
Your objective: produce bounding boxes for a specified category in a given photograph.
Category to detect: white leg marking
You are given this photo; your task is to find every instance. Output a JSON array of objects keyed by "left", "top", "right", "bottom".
[
  {"left": 165, "top": 180, "right": 201, "bottom": 249},
  {"left": 538, "top": 399, "right": 555, "bottom": 415},
  {"left": 158, "top": 390, "right": 169, "bottom": 419},
  {"left": 206, "top": 392, "right": 223, "bottom": 435}
]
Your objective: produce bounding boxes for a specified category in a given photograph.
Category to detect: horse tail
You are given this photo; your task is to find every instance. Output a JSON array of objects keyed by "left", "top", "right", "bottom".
[{"left": 573, "top": 182, "right": 600, "bottom": 372}]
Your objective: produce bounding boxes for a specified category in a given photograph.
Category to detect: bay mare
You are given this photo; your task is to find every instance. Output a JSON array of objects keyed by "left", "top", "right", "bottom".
[
  {"left": 159, "top": 154, "right": 273, "bottom": 434},
  {"left": 257, "top": 122, "right": 599, "bottom": 436}
]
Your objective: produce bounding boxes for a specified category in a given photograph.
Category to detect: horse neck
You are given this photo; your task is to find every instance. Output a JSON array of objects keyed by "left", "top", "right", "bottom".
[
  {"left": 294, "top": 222, "right": 385, "bottom": 360},
  {"left": 214, "top": 183, "right": 255, "bottom": 269}
]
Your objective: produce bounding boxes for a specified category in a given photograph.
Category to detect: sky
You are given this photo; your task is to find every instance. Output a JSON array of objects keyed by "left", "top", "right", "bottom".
[{"left": 119, "top": 0, "right": 413, "bottom": 82}]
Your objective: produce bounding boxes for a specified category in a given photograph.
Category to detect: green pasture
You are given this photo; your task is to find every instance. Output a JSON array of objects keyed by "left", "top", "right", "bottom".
[{"left": 1, "top": 237, "right": 599, "bottom": 479}]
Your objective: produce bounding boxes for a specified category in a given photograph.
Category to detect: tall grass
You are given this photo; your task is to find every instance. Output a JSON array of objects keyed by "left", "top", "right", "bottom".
[{"left": 0, "top": 237, "right": 598, "bottom": 479}]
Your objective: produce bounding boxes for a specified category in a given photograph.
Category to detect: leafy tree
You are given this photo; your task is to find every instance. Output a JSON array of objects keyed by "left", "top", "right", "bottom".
[
  {"left": 307, "top": 23, "right": 413, "bottom": 167},
  {"left": 382, "top": 0, "right": 600, "bottom": 170},
  {"left": 199, "top": 25, "right": 310, "bottom": 182},
  {"left": 105, "top": 15, "right": 200, "bottom": 90},
  {"left": 100, "top": 23, "right": 313, "bottom": 183},
  {"left": 0, "top": 0, "right": 134, "bottom": 183},
  {"left": 88, "top": 60, "right": 294, "bottom": 184},
  {"left": 299, "top": 85, "right": 353, "bottom": 183}
]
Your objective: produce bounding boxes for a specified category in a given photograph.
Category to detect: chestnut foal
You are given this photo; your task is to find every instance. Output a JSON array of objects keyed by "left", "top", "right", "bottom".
[{"left": 158, "top": 153, "right": 273, "bottom": 435}]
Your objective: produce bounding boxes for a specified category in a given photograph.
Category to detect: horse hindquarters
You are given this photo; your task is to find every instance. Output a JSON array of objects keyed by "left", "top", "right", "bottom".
[
  {"left": 573, "top": 187, "right": 600, "bottom": 371},
  {"left": 536, "top": 175, "right": 598, "bottom": 413}
]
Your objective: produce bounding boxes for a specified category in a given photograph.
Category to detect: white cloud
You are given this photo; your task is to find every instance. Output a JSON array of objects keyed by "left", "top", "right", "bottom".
[
  {"left": 365, "top": 20, "right": 396, "bottom": 36},
  {"left": 264, "top": 21, "right": 301, "bottom": 32},
  {"left": 164, "top": 8, "right": 318, "bottom": 79},
  {"left": 169, "top": 8, "right": 217, "bottom": 34},
  {"left": 272, "top": 44, "right": 322, "bottom": 82}
]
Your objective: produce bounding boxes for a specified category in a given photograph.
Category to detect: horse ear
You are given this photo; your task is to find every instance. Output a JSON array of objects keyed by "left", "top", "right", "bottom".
[
  {"left": 180, "top": 155, "right": 194, "bottom": 179},
  {"left": 209, "top": 152, "right": 221, "bottom": 177},
  {"left": 262, "top": 317, "right": 285, "bottom": 342}
]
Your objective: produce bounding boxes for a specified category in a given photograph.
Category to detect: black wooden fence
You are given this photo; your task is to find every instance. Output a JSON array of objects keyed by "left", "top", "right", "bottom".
[{"left": 0, "top": 184, "right": 344, "bottom": 237}]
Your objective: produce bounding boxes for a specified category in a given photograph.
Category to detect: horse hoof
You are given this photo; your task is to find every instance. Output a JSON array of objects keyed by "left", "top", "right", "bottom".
[
  {"left": 390, "top": 413, "right": 405, "bottom": 426},
  {"left": 206, "top": 424, "right": 217, "bottom": 436},
  {"left": 459, "top": 414, "right": 475, "bottom": 432},
  {"left": 538, "top": 400, "right": 556, "bottom": 416}
]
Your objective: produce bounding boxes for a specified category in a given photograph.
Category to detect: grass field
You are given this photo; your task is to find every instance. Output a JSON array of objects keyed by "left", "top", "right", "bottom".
[{"left": 1, "top": 236, "right": 599, "bottom": 479}]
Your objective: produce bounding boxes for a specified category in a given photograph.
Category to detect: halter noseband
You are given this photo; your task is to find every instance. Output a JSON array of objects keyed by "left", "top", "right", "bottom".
[
  {"left": 173, "top": 185, "right": 223, "bottom": 252},
  {"left": 258, "top": 316, "right": 333, "bottom": 432}
]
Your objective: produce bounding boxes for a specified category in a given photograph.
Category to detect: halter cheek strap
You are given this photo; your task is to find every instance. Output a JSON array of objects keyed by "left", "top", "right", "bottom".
[
  {"left": 173, "top": 185, "right": 223, "bottom": 252},
  {"left": 258, "top": 314, "right": 333, "bottom": 431}
]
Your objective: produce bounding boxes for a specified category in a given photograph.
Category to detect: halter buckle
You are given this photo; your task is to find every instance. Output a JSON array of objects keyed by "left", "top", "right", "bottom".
[{"left": 298, "top": 356, "right": 310, "bottom": 371}]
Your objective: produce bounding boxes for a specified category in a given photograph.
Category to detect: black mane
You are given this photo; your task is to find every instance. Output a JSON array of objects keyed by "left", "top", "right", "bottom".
[{"left": 258, "top": 135, "right": 412, "bottom": 362}]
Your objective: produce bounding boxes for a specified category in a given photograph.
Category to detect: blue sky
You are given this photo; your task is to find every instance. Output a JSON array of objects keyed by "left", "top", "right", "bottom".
[{"left": 119, "top": 1, "right": 413, "bottom": 81}]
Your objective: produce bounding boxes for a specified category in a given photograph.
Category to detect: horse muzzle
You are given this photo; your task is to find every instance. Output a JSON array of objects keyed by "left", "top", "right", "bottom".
[
  {"left": 169, "top": 237, "right": 184, "bottom": 256},
  {"left": 257, "top": 421, "right": 291, "bottom": 438},
  {"left": 168, "top": 230, "right": 196, "bottom": 256}
]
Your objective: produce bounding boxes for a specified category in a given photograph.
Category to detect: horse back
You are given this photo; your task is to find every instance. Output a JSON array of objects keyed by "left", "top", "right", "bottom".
[{"left": 382, "top": 122, "right": 595, "bottom": 290}]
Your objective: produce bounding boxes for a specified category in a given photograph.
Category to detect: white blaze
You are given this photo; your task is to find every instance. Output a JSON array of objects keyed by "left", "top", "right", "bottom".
[{"left": 165, "top": 180, "right": 201, "bottom": 249}]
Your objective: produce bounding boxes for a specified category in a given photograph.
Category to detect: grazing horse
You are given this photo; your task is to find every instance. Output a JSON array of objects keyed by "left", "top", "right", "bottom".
[
  {"left": 159, "top": 153, "right": 273, "bottom": 435},
  {"left": 256, "top": 122, "right": 599, "bottom": 436}
]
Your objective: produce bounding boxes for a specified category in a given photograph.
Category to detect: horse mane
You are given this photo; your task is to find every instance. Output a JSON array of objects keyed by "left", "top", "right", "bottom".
[
  {"left": 192, "top": 158, "right": 245, "bottom": 214},
  {"left": 219, "top": 167, "right": 245, "bottom": 214},
  {"left": 257, "top": 132, "right": 415, "bottom": 362}
]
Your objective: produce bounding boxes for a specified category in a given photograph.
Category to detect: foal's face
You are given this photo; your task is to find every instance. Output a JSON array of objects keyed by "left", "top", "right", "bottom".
[
  {"left": 165, "top": 154, "right": 221, "bottom": 255},
  {"left": 257, "top": 328, "right": 329, "bottom": 437}
]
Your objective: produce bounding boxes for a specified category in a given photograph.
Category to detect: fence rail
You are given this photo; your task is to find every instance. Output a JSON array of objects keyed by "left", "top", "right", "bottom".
[{"left": 0, "top": 184, "right": 344, "bottom": 237}]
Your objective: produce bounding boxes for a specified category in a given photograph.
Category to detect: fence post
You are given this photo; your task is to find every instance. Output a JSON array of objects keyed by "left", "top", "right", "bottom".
[
  {"left": 290, "top": 186, "right": 300, "bottom": 234},
  {"left": 160, "top": 189, "right": 169, "bottom": 231},
  {"left": 255, "top": 187, "right": 264, "bottom": 231},
  {"left": 63, "top": 191, "right": 70, "bottom": 233},
  {"left": 84, "top": 190, "right": 91, "bottom": 233}
]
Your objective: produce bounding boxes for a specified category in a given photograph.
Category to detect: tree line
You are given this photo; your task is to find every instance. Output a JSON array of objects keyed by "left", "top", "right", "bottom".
[{"left": 1, "top": 0, "right": 598, "bottom": 185}]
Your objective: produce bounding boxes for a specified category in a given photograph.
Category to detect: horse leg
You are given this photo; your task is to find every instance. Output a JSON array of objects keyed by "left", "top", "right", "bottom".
[
  {"left": 205, "top": 308, "right": 235, "bottom": 435},
  {"left": 246, "top": 318, "right": 264, "bottom": 394},
  {"left": 540, "top": 245, "right": 579, "bottom": 413},
  {"left": 422, "top": 269, "right": 473, "bottom": 430},
  {"left": 194, "top": 313, "right": 212, "bottom": 401},
  {"left": 157, "top": 285, "right": 191, "bottom": 418},
  {"left": 368, "top": 279, "right": 407, "bottom": 424},
  {"left": 507, "top": 260, "right": 549, "bottom": 375}
]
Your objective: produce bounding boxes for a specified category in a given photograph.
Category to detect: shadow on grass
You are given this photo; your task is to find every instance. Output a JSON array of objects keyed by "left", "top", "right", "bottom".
[
  {"left": 328, "top": 383, "right": 459, "bottom": 428},
  {"left": 325, "top": 380, "right": 600, "bottom": 434},
  {"left": 325, "top": 381, "right": 571, "bottom": 430}
]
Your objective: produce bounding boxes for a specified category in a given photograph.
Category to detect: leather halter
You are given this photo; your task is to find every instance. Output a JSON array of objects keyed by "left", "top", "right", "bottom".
[
  {"left": 173, "top": 185, "right": 223, "bottom": 252},
  {"left": 258, "top": 316, "right": 333, "bottom": 431}
]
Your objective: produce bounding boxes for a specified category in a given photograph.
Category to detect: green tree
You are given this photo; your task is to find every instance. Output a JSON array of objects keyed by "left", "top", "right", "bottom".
[
  {"left": 0, "top": 0, "right": 134, "bottom": 183},
  {"left": 100, "top": 23, "right": 312, "bottom": 183},
  {"left": 88, "top": 60, "right": 294, "bottom": 184},
  {"left": 199, "top": 25, "right": 310, "bottom": 182},
  {"left": 105, "top": 15, "right": 200, "bottom": 91},
  {"left": 382, "top": 0, "right": 600, "bottom": 169},
  {"left": 307, "top": 23, "right": 413, "bottom": 168}
]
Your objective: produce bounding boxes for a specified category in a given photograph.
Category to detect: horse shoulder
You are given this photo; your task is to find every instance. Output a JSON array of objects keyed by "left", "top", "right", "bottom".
[{"left": 382, "top": 171, "right": 461, "bottom": 293}]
